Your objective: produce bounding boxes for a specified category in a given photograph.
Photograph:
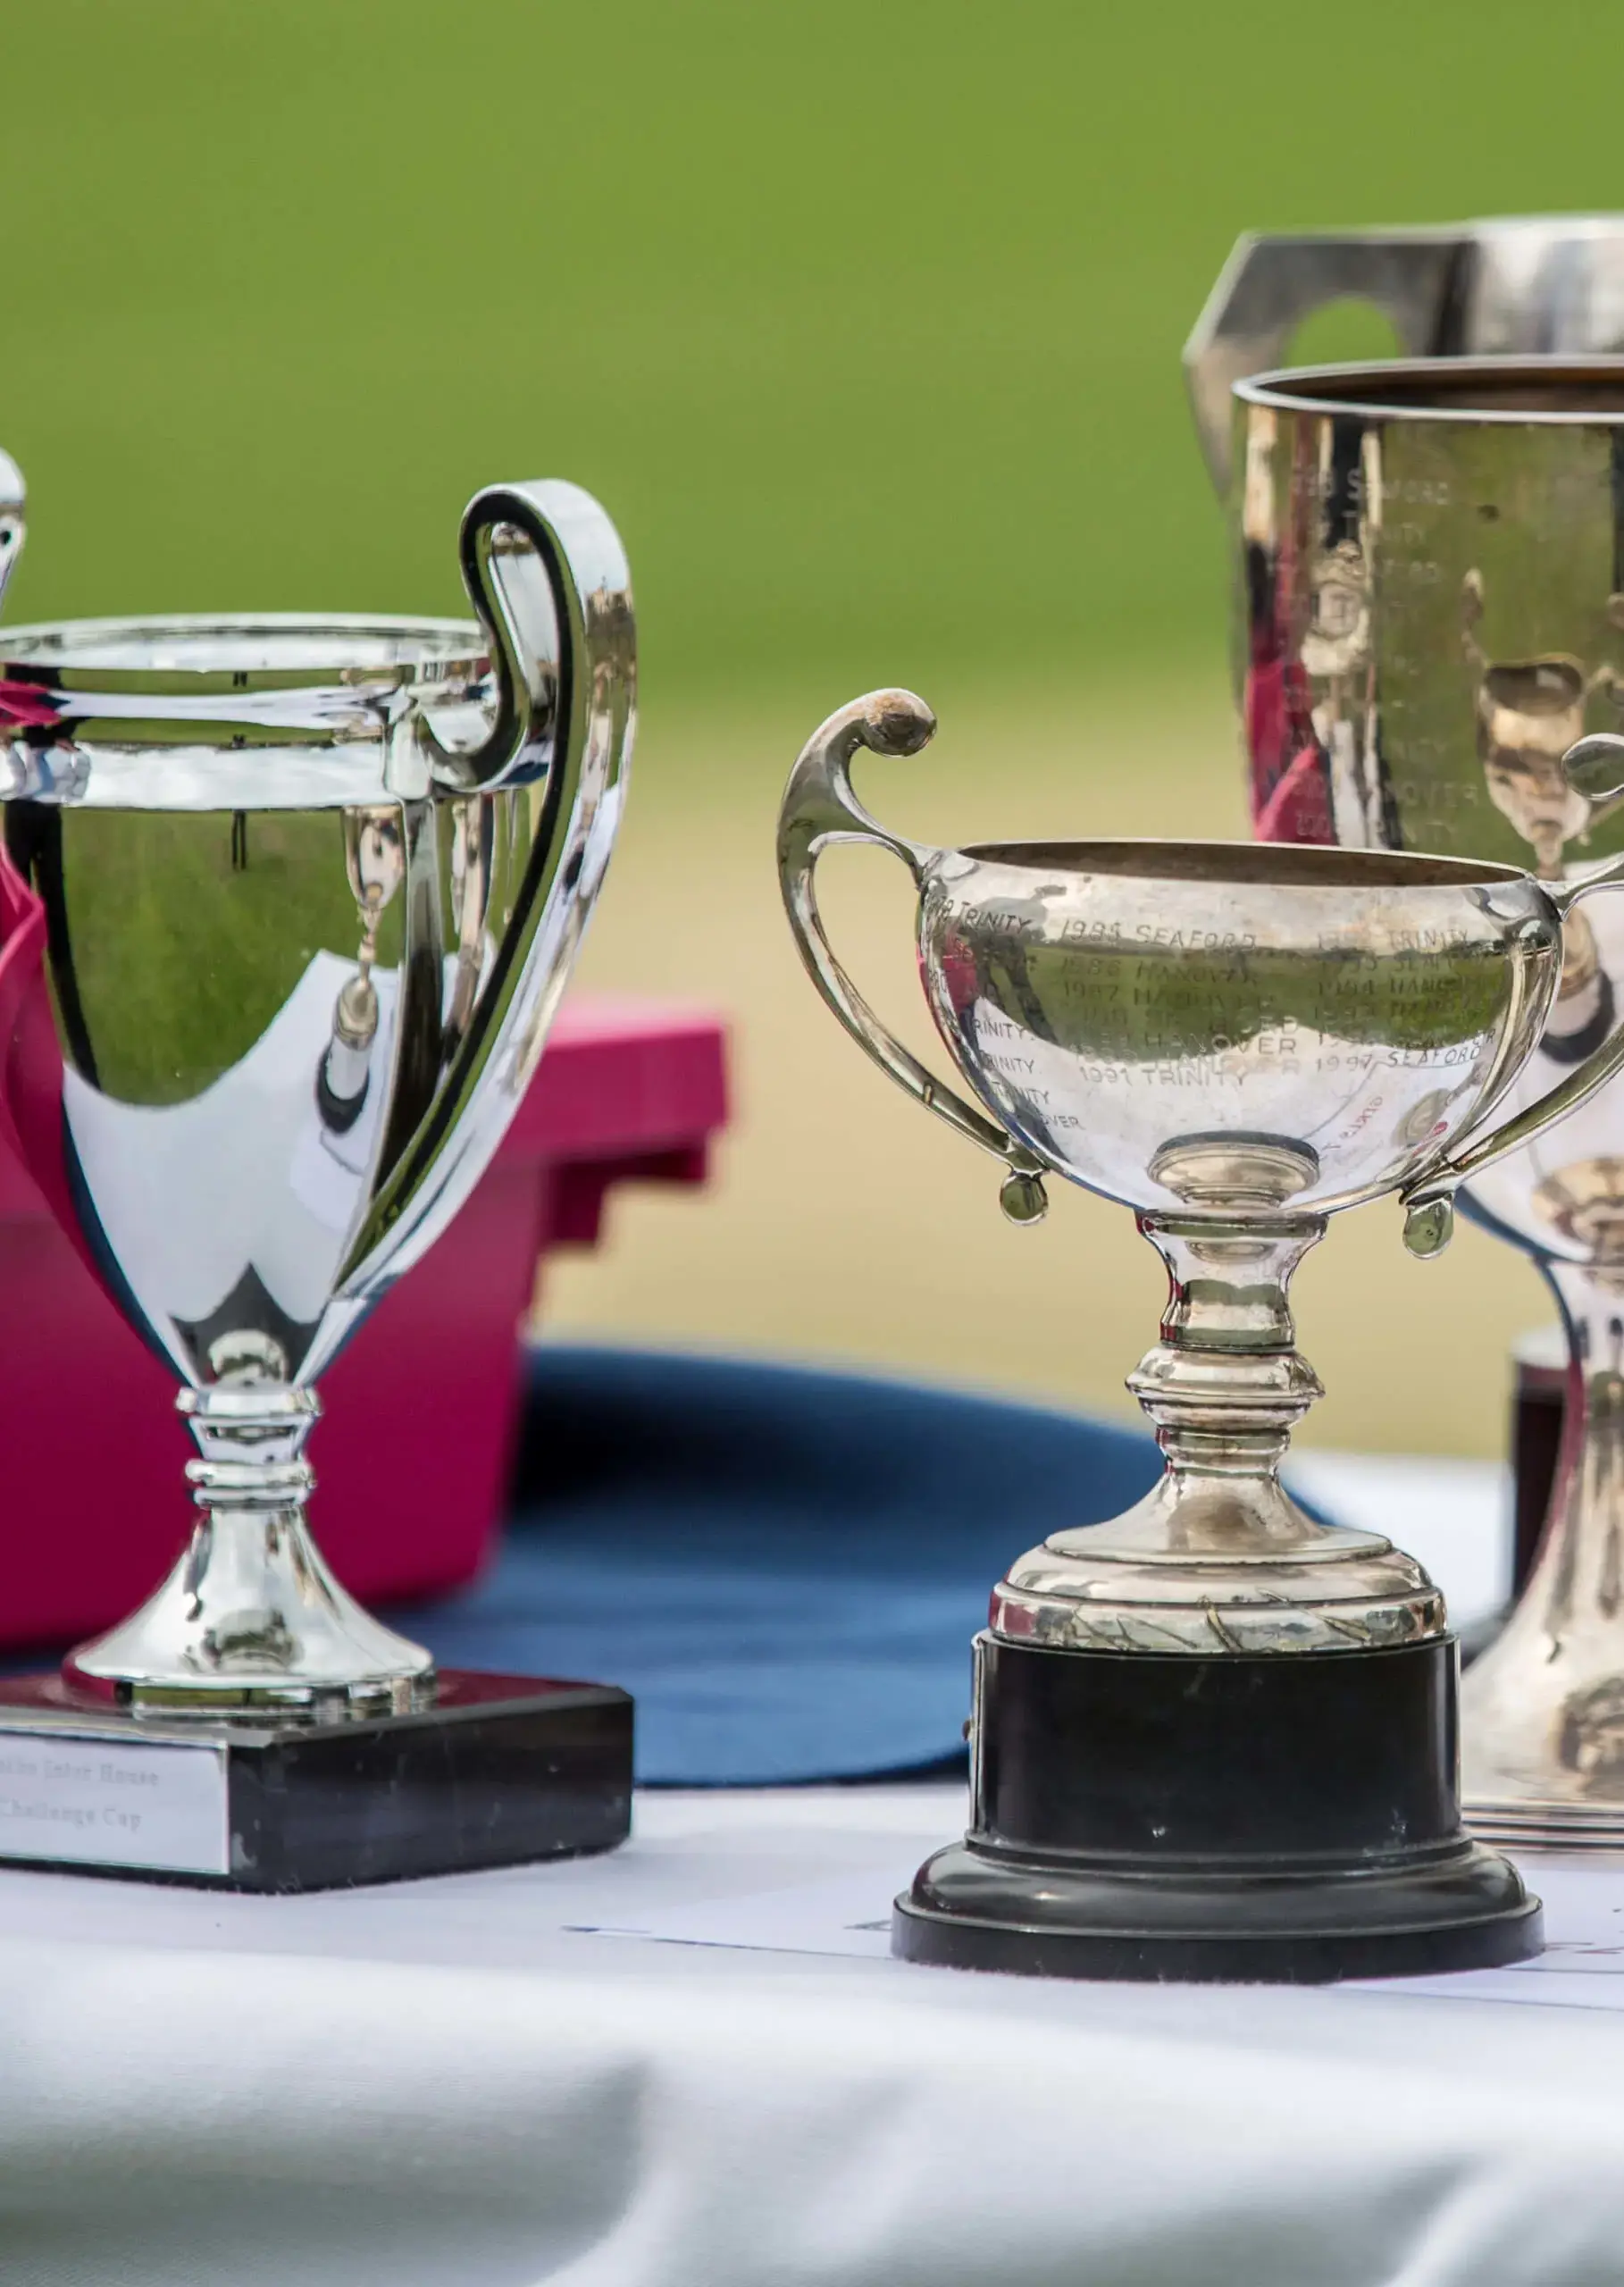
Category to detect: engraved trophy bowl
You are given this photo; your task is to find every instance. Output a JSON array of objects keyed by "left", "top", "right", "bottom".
[
  {"left": 1218, "top": 355, "right": 1624, "bottom": 1846},
  {"left": 0, "top": 477, "right": 633, "bottom": 1730},
  {"left": 1185, "top": 213, "right": 1624, "bottom": 490},
  {"left": 775, "top": 688, "right": 1624, "bottom": 1978}
]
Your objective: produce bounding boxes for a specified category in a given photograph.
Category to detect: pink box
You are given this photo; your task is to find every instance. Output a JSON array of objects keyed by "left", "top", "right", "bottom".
[{"left": 0, "top": 975, "right": 729, "bottom": 1650}]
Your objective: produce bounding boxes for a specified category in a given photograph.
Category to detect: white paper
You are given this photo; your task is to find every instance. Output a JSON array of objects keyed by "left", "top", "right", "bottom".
[
  {"left": 567, "top": 1871, "right": 898, "bottom": 1958},
  {"left": 564, "top": 1847, "right": 1624, "bottom": 2004},
  {"left": 0, "top": 1729, "right": 230, "bottom": 1875}
]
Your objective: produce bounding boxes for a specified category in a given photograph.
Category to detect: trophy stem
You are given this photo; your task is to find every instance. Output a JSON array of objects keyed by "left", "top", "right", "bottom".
[
  {"left": 1464, "top": 1259, "right": 1624, "bottom": 1839},
  {"left": 1127, "top": 1214, "right": 1326, "bottom": 1495},
  {"left": 991, "top": 1212, "right": 1444, "bottom": 1654},
  {"left": 64, "top": 1385, "right": 434, "bottom": 1717}
]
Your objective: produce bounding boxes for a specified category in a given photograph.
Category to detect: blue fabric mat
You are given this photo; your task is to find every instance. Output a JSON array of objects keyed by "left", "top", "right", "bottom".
[{"left": 396, "top": 1345, "right": 1268, "bottom": 1788}]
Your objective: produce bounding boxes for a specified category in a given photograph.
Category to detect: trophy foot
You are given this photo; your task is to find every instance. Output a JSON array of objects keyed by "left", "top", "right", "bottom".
[
  {"left": 992, "top": 1471, "right": 1444, "bottom": 1655},
  {"left": 66, "top": 1384, "right": 434, "bottom": 1717},
  {"left": 63, "top": 1549, "right": 435, "bottom": 1720},
  {"left": 895, "top": 1634, "right": 1540, "bottom": 1982}
]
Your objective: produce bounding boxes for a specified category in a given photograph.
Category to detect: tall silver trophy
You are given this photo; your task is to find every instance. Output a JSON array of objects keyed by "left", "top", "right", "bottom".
[
  {"left": 0, "top": 463, "right": 636, "bottom": 1888},
  {"left": 1195, "top": 342, "right": 1624, "bottom": 1847}
]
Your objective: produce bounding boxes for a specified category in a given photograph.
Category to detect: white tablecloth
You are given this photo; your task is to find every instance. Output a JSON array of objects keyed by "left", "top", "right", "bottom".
[{"left": 5, "top": 1452, "right": 1617, "bottom": 2287}]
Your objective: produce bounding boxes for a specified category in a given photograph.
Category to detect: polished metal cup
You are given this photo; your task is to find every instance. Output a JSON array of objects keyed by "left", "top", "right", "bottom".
[
  {"left": 1186, "top": 215, "right": 1624, "bottom": 488},
  {"left": 1219, "top": 356, "right": 1624, "bottom": 1841},
  {"left": 0, "top": 478, "right": 632, "bottom": 1716},
  {"left": 778, "top": 689, "right": 1624, "bottom": 1658}
]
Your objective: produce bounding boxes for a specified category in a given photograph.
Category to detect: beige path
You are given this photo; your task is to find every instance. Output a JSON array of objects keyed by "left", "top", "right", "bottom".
[{"left": 544, "top": 674, "right": 1551, "bottom": 1457}]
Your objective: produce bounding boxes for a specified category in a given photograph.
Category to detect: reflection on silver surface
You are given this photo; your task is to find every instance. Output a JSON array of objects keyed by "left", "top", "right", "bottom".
[
  {"left": 778, "top": 689, "right": 1624, "bottom": 1656},
  {"left": 0, "top": 480, "right": 634, "bottom": 1714},
  {"left": 1219, "top": 352, "right": 1624, "bottom": 1839},
  {"left": 1186, "top": 214, "right": 1624, "bottom": 488}
]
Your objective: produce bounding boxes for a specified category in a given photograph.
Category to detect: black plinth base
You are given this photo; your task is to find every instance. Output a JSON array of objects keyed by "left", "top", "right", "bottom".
[
  {"left": 893, "top": 1634, "right": 1541, "bottom": 1984},
  {"left": 0, "top": 1669, "right": 632, "bottom": 1892}
]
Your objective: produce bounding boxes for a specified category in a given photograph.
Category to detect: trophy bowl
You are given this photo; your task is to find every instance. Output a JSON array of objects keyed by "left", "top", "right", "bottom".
[
  {"left": 0, "top": 476, "right": 637, "bottom": 1889},
  {"left": 1218, "top": 354, "right": 1624, "bottom": 1845},
  {"left": 773, "top": 688, "right": 1624, "bottom": 1978}
]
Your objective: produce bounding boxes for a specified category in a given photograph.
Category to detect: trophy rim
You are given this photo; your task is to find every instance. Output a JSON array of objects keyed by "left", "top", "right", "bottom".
[
  {"left": 0, "top": 611, "right": 489, "bottom": 680},
  {"left": 952, "top": 835, "right": 1528, "bottom": 891},
  {"left": 1237, "top": 352, "right": 1624, "bottom": 424}
]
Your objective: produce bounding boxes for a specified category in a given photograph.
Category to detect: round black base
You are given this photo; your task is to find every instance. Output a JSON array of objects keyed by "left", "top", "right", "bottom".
[
  {"left": 892, "top": 1634, "right": 1543, "bottom": 1984},
  {"left": 893, "top": 1838, "right": 1541, "bottom": 1982}
]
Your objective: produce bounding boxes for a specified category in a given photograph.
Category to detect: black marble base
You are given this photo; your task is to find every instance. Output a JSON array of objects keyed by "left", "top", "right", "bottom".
[
  {"left": 893, "top": 1634, "right": 1541, "bottom": 1983},
  {"left": 0, "top": 1670, "right": 632, "bottom": 1892}
]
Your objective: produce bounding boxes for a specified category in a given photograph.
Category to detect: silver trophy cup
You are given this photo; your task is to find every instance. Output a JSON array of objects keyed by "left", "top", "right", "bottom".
[
  {"left": 1186, "top": 214, "right": 1624, "bottom": 489},
  {"left": 773, "top": 689, "right": 1624, "bottom": 1977},
  {"left": 0, "top": 470, "right": 636, "bottom": 1887},
  {"left": 1215, "top": 354, "right": 1624, "bottom": 1845}
]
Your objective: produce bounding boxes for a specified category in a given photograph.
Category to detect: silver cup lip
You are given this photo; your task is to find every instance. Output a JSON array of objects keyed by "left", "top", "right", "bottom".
[
  {"left": 949, "top": 836, "right": 1530, "bottom": 892},
  {"left": 1236, "top": 354, "right": 1624, "bottom": 425},
  {"left": 0, "top": 612, "right": 489, "bottom": 686},
  {"left": 0, "top": 613, "right": 498, "bottom": 808}
]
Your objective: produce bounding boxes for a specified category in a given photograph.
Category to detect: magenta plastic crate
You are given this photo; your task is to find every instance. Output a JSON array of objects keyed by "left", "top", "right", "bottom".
[{"left": 0, "top": 985, "right": 729, "bottom": 1649}]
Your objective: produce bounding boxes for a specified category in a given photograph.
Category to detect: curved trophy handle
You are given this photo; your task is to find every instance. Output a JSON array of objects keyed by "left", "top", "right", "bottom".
[
  {"left": 1185, "top": 229, "right": 1466, "bottom": 490},
  {"left": 1402, "top": 735, "right": 1624, "bottom": 1255},
  {"left": 777, "top": 688, "right": 1049, "bottom": 1225},
  {"left": 424, "top": 477, "right": 632, "bottom": 795},
  {"left": 339, "top": 478, "right": 633, "bottom": 1284}
]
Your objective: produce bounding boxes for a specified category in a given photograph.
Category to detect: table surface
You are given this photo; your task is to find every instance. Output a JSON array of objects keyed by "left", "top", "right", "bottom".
[{"left": 4, "top": 1451, "right": 1615, "bottom": 2287}]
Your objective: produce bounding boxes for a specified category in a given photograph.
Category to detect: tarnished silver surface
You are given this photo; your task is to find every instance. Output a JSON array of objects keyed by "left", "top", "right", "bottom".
[
  {"left": 778, "top": 689, "right": 1624, "bottom": 1654},
  {"left": 1220, "top": 354, "right": 1624, "bottom": 1832},
  {"left": 1186, "top": 215, "right": 1624, "bottom": 487},
  {"left": 0, "top": 477, "right": 633, "bottom": 1713}
]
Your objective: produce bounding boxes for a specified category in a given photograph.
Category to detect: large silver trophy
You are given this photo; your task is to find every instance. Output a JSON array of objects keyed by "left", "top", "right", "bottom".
[
  {"left": 0, "top": 464, "right": 635, "bottom": 1888},
  {"left": 777, "top": 688, "right": 1624, "bottom": 1980},
  {"left": 1200, "top": 347, "right": 1624, "bottom": 1847}
]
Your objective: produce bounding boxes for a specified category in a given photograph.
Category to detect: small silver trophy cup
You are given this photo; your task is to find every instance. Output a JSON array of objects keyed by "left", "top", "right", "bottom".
[
  {"left": 0, "top": 469, "right": 635, "bottom": 1888},
  {"left": 1210, "top": 352, "right": 1624, "bottom": 1847},
  {"left": 776, "top": 688, "right": 1624, "bottom": 1979}
]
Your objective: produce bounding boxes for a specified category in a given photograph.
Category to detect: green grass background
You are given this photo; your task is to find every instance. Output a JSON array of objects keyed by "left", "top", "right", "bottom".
[
  {"left": 2, "top": 0, "right": 1614, "bottom": 704},
  {"left": 3, "top": 0, "right": 1603, "bottom": 1449}
]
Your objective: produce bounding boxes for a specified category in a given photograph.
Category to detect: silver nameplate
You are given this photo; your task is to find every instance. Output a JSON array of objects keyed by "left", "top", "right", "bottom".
[{"left": 0, "top": 1727, "right": 230, "bottom": 1874}]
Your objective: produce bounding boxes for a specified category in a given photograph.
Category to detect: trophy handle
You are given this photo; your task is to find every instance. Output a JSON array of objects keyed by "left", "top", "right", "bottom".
[
  {"left": 338, "top": 478, "right": 633, "bottom": 1285},
  {"left": 1401, "top": 749, "right": 1624, "bottom": 1253},
  {"left": 425, "top": 476, "right": 633, "bottom": 795},
  {"left": 1184, "top": 229, "right": 1467, "bottom": 490},
  {"left": 777, "top": 689, "right": 1049, "bottom": 1225}
]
